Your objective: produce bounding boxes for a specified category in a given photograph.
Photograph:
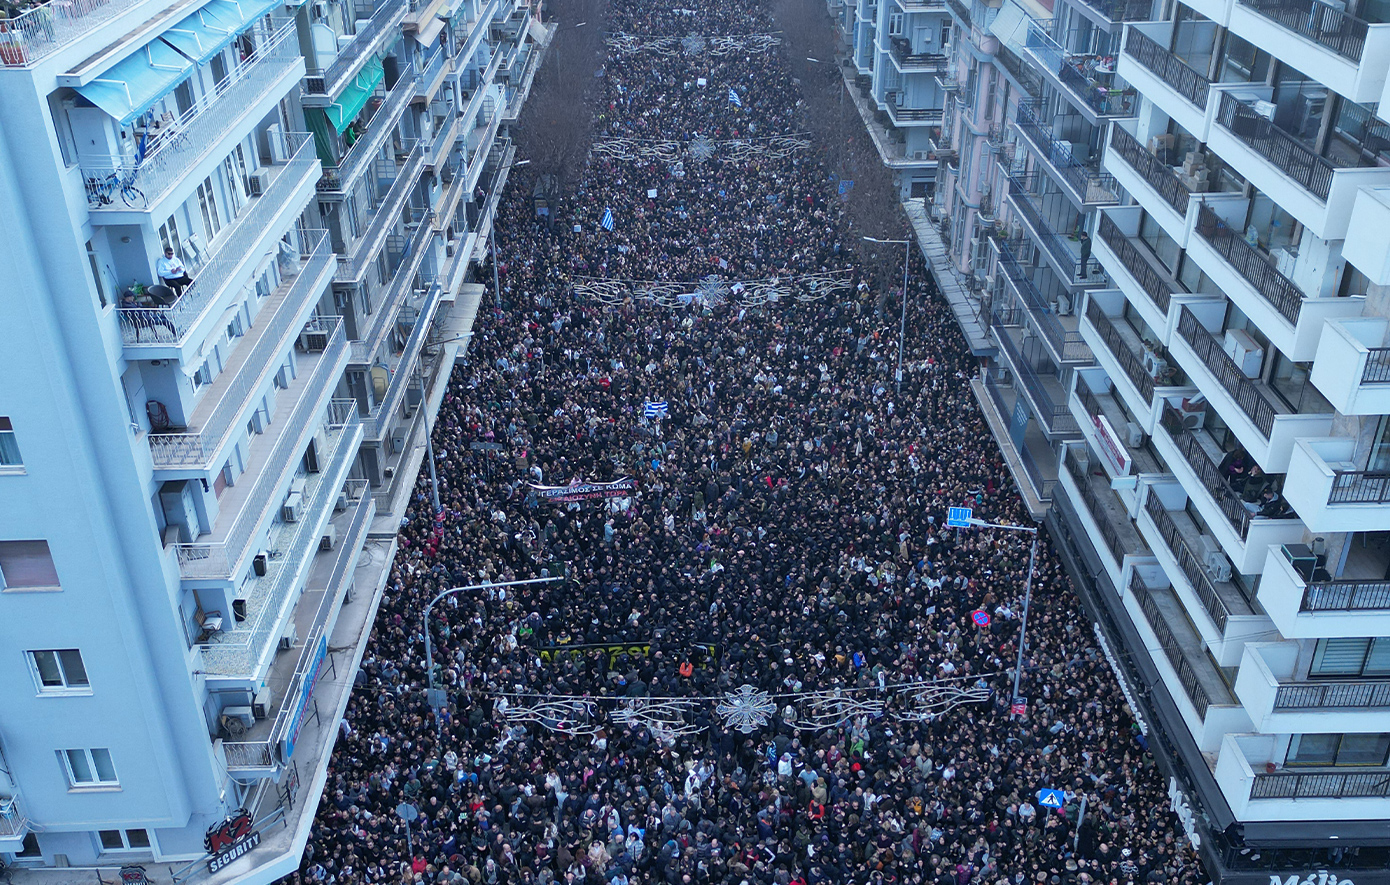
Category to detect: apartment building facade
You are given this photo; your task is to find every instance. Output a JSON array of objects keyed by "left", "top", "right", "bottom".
[
  {"left": 0, "top": 0, "right": 548, "bottom": 880},
  {"left": 840, "top": 0, "right": 1390, "bottom": 881}
]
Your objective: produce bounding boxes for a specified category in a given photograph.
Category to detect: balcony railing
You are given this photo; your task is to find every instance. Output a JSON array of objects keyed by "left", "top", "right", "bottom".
[
  {"left": 1006, "top": 176, "right": 1090, "bottom": 280},
  {"left": 1236, "top": 0, "right": 1369, "bottom": 62},
  {"left": 1328, "top": 470, "right": 1390, "bottom": 504},
  {"left": 147, "top": 234, "right": 333, "bottom": 468},
  {"left": 223, "top": 741, "right": 275, "bottom": 770},
  {"left": 884, "top": 96, "right": 945, "bottom": 122},
  {"left": 1076, "top": 0, "right": 1151, "bottom": 21},
  {"left": 319, "top": 63, "right": 418, "bottom": 194},
  {"left": 81, "top": 24, "right": 301, "bottom": 211},
  {"left": 1365, "top": 349, "right": 1390, "bottom": 383},
  {"left": 117, "top": 134, "right": 320, "bottom": 347},
  {"left": 1019, "top": 440, "right": 1058, "bottom": 499},
  {"left": 1130, "top": 571, "right": 1212, "bottom": 718},
  {"left": 1085, "top": 299, "right": 1155, "bottom": 404},
  {"left": 1159, "top": 404, "right": 1259, "bottom": 539},
  {"left": 1098, "top": 215, "right": 1172, "bottom": 313},
  {"left": 0, "top": 796, "right": 27, "bottom": 837},
  {"left": 1109, "top": 124, "right": 1191, "bottom": 216},
  {"left": 1217, "top": 92, "right": 1334, "bottom": 202},
  {"left": 1025, "top": 22, "right": 1135, "bottom": 117},
  {"left": 898, "top": 0, "right": 946, "bottom": 8},
  {"left": 993, "top": 314, "right": 1081, "bottom": 435},
  {"left": 1177, "top": 306, "right": 1277, "bottom": 438},
  {"left": 306, "top": 0, "right": 408, "bottom": 95},
  {"left": 1065, "top": 446, "right": 1127, "bottom": 563},
  {"left": 0, "top": 0, "right": 141, "bottom": 67},
  {"left": 1303, "top": 580, "right": 1390, "bottom": 611},
  {"left": 889, "top": 43, "right": 949, "bottom": 72},
  {"left": 1195, "top": 204, "right": 1304, "bottom": 325},
  {"left": 996, "top": 240, "right": 1091, "bottom": 362},
  {"left": 336, "top": 142, "right": 427, "bottom": 282},
  {"left": 1144, "top": 491, "right": 1232, "bottom": 631},
  {"left": 1252, "top": 770, "right": 1390, "bottom": 799},
  {"left": 1274, "top": 680, "right": 1390, "bottom": 709},
  {"left": 1123, "top": 29, "right": 1211, "bottom": 109},
  {"left": 1016, "top": 101, "right": 1119, "bottom": 205},
  {"left": 173, "top": 325, "right": 349, "bottom": 580}
]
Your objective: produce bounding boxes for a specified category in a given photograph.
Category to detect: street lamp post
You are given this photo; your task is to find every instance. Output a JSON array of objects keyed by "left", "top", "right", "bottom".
[
  {"left": 966, "top": 517, "right": 1040, "bottom": 719},
  {"left": 488, "top": 159, "right": 530, "bottom": 311},
  {"left": 862, "top": 235, "right": 914, "bottom": 393},
  {"left": 417, "top": 333, "right": 474, "bottom": 515},
  {"left": 551, "top": 21, "right": 588, "bottom": 85},
  {"left": 423, "top": 576, "right": 565, "bottom": 729}
]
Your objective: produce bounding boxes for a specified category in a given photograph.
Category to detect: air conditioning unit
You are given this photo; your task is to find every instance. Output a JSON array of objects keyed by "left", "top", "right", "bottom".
[
  {"left": 1223, "top": 329, "right": 1264, "bottom": 379},
  {"left": 335, "top": 492, "right": 350, "bottom": 512},
  {"left": 233, "top": 597, "right": 248, "bottom": 621},
  {"left": 402, "top": 402, "right": 417, "bottom": 419},
  {"left": 224, "top": 705, "right": 255, "bottom": 730},
  {"left": 913, "top": 150, "right": 931, "bottom": 160},
  {"left": 300, "top": 328, "right": 330, "bottom": 352},
  {"left": 390, "top": 433, "right": 407, "bottom": 454},
  {"left": 247, "top": 170, "right": 269, "bottom": 196},
  {"left": 1072, "top": 447, "right": 1090, "bottom": 474},
  {"left": 1180, "top": 394, "right": 1207, "bottom": 430},
  {"left": 253, "top": 553, "right": 268, "bottom": 576},
  {"left": 1142, "top": 349, "right": 1165, "bottom": 376},
  {"left": 279, "top": 624, "right": 299, "bottom": 651},
  {"left": 1271, "top": 247, "right": 1297, "bottom": 278},
  {"left": 1207, "top": 553, "right": 1233, "bottom": 584},
  {"left": 252, "top": 688, "right": 272, "bottom": 719},
  {"left": 1125, "top": 421, "right": 1145, "bottom": 448},
  {"left": 282, "top": 492, "right": 303, "bottom": 522},
  {"left": 321, "top": 525, "right": 338, "bottom": 550}
]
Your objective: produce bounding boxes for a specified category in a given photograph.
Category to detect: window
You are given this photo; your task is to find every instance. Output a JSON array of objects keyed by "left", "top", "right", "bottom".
[
  {"left": 159, "top": 216, "right": 184, "bottom": 266},
  {"left": 197, "top": 176, "right": 221, "bottom": 241},
  {"left": 0, "top": 540, "right": 60, "bottom": 590},
  {"left": 0, "top": 417, "right": 22, "bottom": 469},
  {"left": 29, "top": 649, "right": 90, "bottom": 692},
  {"left": 1310, "top": 638, "right": 1390, "bottom": 677},
  {"left": 98, "top": 829, "right": 150, "bottom": 852},
  {"left": 888, "top": 12, "right": 903, "bottom": 35},
  {"left": 61, "top": 748, "right": 118, "bottom": 787},
  {"left": 1288, "top": 733, "right": 1390, "bottom": 767}
]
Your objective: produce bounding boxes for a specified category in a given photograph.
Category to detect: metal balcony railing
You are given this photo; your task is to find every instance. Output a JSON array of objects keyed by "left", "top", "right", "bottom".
[
  {"left": 1195, "top": 204, "right": 1304, "bottom": 325},
  {"left": 223, "top": 741, "right": 275, "bottom": 770},
  {"left": 993, "top": 313, "right": 1080, "bottom": 435},
  {"left": 0, "top": 0, "right": 142, "bottom": 67},
  {"left": 1123, "top": 29, "right": 1211, "bottom": 109},
  {"left": 1098, "top": 215, "right": 1173, "bottom": 314},
  {"left": 1159, "top": 403, "right": 1260, "bottom": 539},
  {"left": 1217, "top": 92, "right": 1334, "bottom": 202},
  {"left": 1075, "top": 0, "right": 1151, "bottom": 21},
  {"left": 1365, "top": 349, "right": 1390, "bottom": 383},
  {"left": 1328, "top": 470, "right": 1390, "bottom": 504},
  {"left": 81, "top": 23, "right": 301, "bottom": 211},
  {"left": 117, "top": 134, "right": 319, "bottom": 346},
  {"left": 147, "top": 234, "right": 333, "bottom": 468},
  {"left": 1303, "top": 580, "right": 1390, "bottom": 611},
  {"left": 1065, "top": 444, "right": 1127, "bottom": 563},
  {"left": 1252, "top": 771, "right": 1390, "bottom": 799},
  {"left": 897, "top": 0, "right": 946, "bottom": 8},
  {"left": 884, "top": 95, "right": 945, "bottom": 122},
  {"left": 1130, "top": 571, "right": 1211, "bottom": 718},
  {"left": 1274, "top": 680, "right": 1390, "bottom": 709},
  {"left": 1236, "top": 0, "right": 1370, "bottom": 62},
  {"left": 1176, "top": 306, "right": 1277, "bottom": 438},
  {"left": 173, "top": 325, "right": 348, "bottom": 579},
  {"left": 889, "top": 42, "right": 949, "bottom": 72},
  {"left": 1019, "top": 441, "right": 1058, "bottom": 499},
  {"left": 1144, "top": 491, "right": 1233, "bottom": 632},
  {"left": 336, "top": 142, "right": 427, "bottom": 282},
  {"left": 1109, "top": 124, "right": 1191, "bottom": 216},
  {"left": 996, "top": 239, "right": 1091, "bottom": 362},
  {"left": 319, "top": 63, "right": 418, "bottom": 194},
  {"left": 1006, "top": 176, "right": 1087, "bottom": 279},
  {"left": 306, "top": 0, "right": 408, "bottom": 95},
  {"left": 366, "top": 281, "right": 443, "bottom": 440},
  {"left": 1085, "top": 299, "right": 1155, "bottom": 404},
  {"left": 1015, "top": 101, "right": 1119, "bottom": 205},
  {"left": 0, "top": 795, "right": 27, "bottom": 837}
]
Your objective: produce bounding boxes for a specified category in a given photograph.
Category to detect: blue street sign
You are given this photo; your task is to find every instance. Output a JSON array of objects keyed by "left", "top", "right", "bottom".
[
  {"left": 971, "top": 609, "right": 991, "bottom": 627},
  {"left": 1037, "top": 788, "right": 1066, "bottom": 809},
  {"left": 947, "top": 507, "right": 973, "bottom": 528}
]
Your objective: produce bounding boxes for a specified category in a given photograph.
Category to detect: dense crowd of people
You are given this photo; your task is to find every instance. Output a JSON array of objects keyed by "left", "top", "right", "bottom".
[{"left": 289, "top": 1, "right": 1207, "bottom": 884}]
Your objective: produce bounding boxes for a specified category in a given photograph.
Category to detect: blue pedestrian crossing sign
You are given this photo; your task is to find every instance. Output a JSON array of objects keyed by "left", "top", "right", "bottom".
[
  {"left": 947, "top": 507, "right": 973, "bottom": 528},
  {"left": 1037, "top": 788, "right": 1066, "bottom": 809}
]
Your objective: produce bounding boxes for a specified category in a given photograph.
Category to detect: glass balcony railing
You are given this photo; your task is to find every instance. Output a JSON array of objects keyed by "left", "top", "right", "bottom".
[
  {"left": 1015, "top": 101, "right": 1119, "bottom": 205},
  {"left": 305, "top": 0, "right": 408, "bottom": 96},
  {"left": 996, "top": 239, "right": 1091, "bottom": 362}
]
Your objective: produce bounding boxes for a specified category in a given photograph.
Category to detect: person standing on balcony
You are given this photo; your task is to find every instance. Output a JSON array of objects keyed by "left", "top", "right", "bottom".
[
  {"left": 1075, "top": 230, "right": 1092, "bottom": 280},
  {"left": 156, "top": 246, "right": 194, "bottom": 296}
]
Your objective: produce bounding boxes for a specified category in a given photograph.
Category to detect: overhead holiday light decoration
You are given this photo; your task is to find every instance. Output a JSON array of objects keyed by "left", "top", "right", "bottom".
[
  {"left": 605, "top": 33, "right": 782, "bottom": 57},
  {"left": 687, "top": 135, "right": 717, "bottom": 162},
  {"left": 590, "top": 135, "right": 810, "bottom": 163},
  {"left": 792, "top": 690, "right": 887, "bottom": 730},
  {"left": 501, "top": 698, "right": 601, "bottom": 735},
  {"left": 572, "top": 271, "right": 853, "bottom": 308},
  {"left": 894, "top": 681, "right": 994, "bottom": 721},
  {"left": 612, "top": 698, "right": 706, "bottom": 736},
  {"left": 716, "top": 685, "right": 778, "bottom": 733}
]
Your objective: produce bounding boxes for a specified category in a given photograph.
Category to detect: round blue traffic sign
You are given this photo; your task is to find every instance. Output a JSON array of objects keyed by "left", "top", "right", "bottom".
[{"left": 971, "top": 609, "right": 990, "bottom": 627}]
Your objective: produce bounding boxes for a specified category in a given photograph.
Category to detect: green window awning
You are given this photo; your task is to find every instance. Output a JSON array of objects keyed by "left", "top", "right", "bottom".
[{"left": 325, "top": 56, "right": 385, "bottom": 132}]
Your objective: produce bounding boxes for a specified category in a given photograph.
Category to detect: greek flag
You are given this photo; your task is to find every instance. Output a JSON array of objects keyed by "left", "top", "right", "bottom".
[
  {"left": 727, "top": 87, "right": 742, "bottom": 107},
  {"left": 644, "top": 401, "right": 669, "bottom": 419},
  {"left": 600, "top": 207, "right": 615, "bottom": 231}
]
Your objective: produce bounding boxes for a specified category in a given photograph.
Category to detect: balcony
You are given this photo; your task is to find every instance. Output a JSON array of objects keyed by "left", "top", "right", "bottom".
[
  {"left": 1094, "top": 212, "right": 1181, "bottom": 335},
  {"left": 1126, "top": 570, "right": 1240, "bottom": 723},
  {"left": 1229, "top": 0, "right": 1390, "bottom": 103},
  {"left": 0, "top": 794, "right": 28, "bottom": 850},
  {"left": 199, "top": 411, "right": 363, "bottom": 679},
  {"left": 146, "top": 233, "right": 334, "bottom": 471},
  {"left": 0, "top": 0, "right": 167, "bottom": 67},
  {"left": 883, "top": 95, "right": 945, "bottom": 126},
  {"left": 364, "top": 280, "right": 444, "bottom": 442},
  {"left": 1210, "top": 91, "right": 1390, "bottom": 241},
  {"left": 1216, "top": 733, "right": 1390, "bottom": 822},
  {"left": 1171, "top": 306, "right": 1335, "bottom": 471},
  {"left": 1152, "top": 403, "right": 1305, "bottom": 574},
  {"left": 173, "top": 321, "right": 350, "bottom": 581},
  {"left": 1283, "top": 436, "right": 1390, "bottom": 533},
  {"left": 304, "top": 0, "right": 408, "bottom": 100},
  {"left": 81, "top": 25, "right": 304, "bottom": 216},
  {"left": 1311, "top": 317, "right": 1390, "bottom": 415},
  {"left": 995, "top": 239, "right": 1091, "bottom": 364},
  {"left": 1073, "top": 0, "right": 1152, "bottom": 24},
  {"left": 978, "top": 372, "right": 1060, "bottom": 510},
  {"left": 1105, "top": 123, "right": 1193, "bottom": 230},
  {"left": 1060, "top": 446, "right": 1150, "bottom": 580},
  {"left": 1014, "top": 101, "right": 1120, "bottom": 208},
  {"left": 1257, "top": 544, "right": 1390, "bottom": 638},
  {"left": 1072, "top": 379, "right": 1167, "bottom": 475},
  {"left": 1187, "top": 204, "right": 1363, "bottom": 360},
  {"left": 116, "top": 133, "right": 321, "bottom": 356},
  {"left": 318, "top": 63, "right": 419, "bottom": 196},
  {"left": 418, "top": 42, "right": 451, "bottom": 102},
  {"left": 1236, "top": 641, "right": 1390, "bottom": 735},
  {"left": 1005, "top": 175, "right": 1107, "bottom": 289},
  {"left": 349, "top": 220, "right": 435, "bottom": 366},
  {"left": 1118, "top": 27, "right": 1212, "bottom": 132},
  {"left": 1080, "top": 295, "right": 1192, "bottom": 422},
  {"left": 888, "top": 40, "right": 948, "bottom": 73},
  {"left": 1021, "top": 21, "right": 1137, "bottom": 124},
  {"left": 896, "top": 0, "right": 946, "bottom": 8},
  {"left": 1138, "top": 490, "right": 1267, "bottom": 662},
  {"left": 335, "top": 142, "right": 427, "bottom": 284},
  {"left": 992, "top": 317, "right": 1081, "bottom": 437}
]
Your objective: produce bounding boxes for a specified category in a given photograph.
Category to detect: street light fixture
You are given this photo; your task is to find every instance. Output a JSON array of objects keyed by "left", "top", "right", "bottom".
[
  {"left": 862, "top": 235, "right": 914, "bottom": 393},
  {"left": 416, "top": 332, "right": 476, "bottom": 514},
  {"left": 965, "top": 517, "right": 1040, "bottom": 719},
  {"left": 490, "top": 158, "right": 531, "bottom": 310}
]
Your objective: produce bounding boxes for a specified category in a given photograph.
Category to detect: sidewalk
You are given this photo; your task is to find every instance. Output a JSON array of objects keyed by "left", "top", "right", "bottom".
[{"left": 903, "top": 198, "right": 995, "bottom": 357}]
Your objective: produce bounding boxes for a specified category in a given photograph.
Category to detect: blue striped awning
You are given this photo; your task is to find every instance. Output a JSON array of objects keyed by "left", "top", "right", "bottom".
[
  {"left": 161, "top": 0, "right": 282, "bottom": 65},
  {"left": 75, "top": 41, "right": 195, "bottom": 125}
]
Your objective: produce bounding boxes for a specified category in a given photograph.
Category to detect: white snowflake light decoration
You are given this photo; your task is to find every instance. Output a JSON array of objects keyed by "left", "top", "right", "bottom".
[
  {"left": 717, "top": 685, "right": 776, "bottom": 733},
  {"left": 688, "top": 135, "right": 716, "bottom": 162},
  {"left": 682, "top": 35, "right": 706, "bottom": 55}
]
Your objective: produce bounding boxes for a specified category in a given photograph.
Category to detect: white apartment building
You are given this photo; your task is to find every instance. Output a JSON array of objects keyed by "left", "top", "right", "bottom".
[
  {"left": 0, "top": 0, "right": 549, "bottom": 880},
  {"left": 841, "top": 0, "right": 1390, "bottom": 881}
]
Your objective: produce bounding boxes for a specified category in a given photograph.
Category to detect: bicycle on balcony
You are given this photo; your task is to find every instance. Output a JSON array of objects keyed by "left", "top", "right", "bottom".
[{"left": 85, "top": 168, "right": 146, "bottom": 209}]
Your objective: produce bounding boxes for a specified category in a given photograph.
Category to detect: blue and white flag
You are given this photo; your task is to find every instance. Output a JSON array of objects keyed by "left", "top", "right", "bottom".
[
  {"left": 600, "top": 207, "right": 615, "bottom": 231},
  {"left": 643, "top": 401, "right": 669, "bottom": 419},
  {"left": 727, "top": 87, "right": 742, "bottom": 107}
]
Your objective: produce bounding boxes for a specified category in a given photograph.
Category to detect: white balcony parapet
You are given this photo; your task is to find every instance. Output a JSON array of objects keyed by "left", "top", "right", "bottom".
[
  {"left": 1257, "top": 544, "right": 1390, "bottom": 639},
  {"left": 335, "top": 142, "right": 428, "bottom": 283},
  {"left": 1284, "top": 436, "right": 1390, "bottom": 533},
  {"left": 147, "top": 233, "right": 333, "bottom": 469},
  {"left": 0, "top": 0, "right": 146, "bottom": 68},
  {"left": 1311, "top": 316, "right": 1390, "bottom": 415},
  {"left": 117, "top": 133, "right": 320, "bottom": 347}
]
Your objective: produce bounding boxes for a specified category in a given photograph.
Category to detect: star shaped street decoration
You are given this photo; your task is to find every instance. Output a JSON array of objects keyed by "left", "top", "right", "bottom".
[{"left": 717, "top": 684, "right": 777, "bottom": 733}]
